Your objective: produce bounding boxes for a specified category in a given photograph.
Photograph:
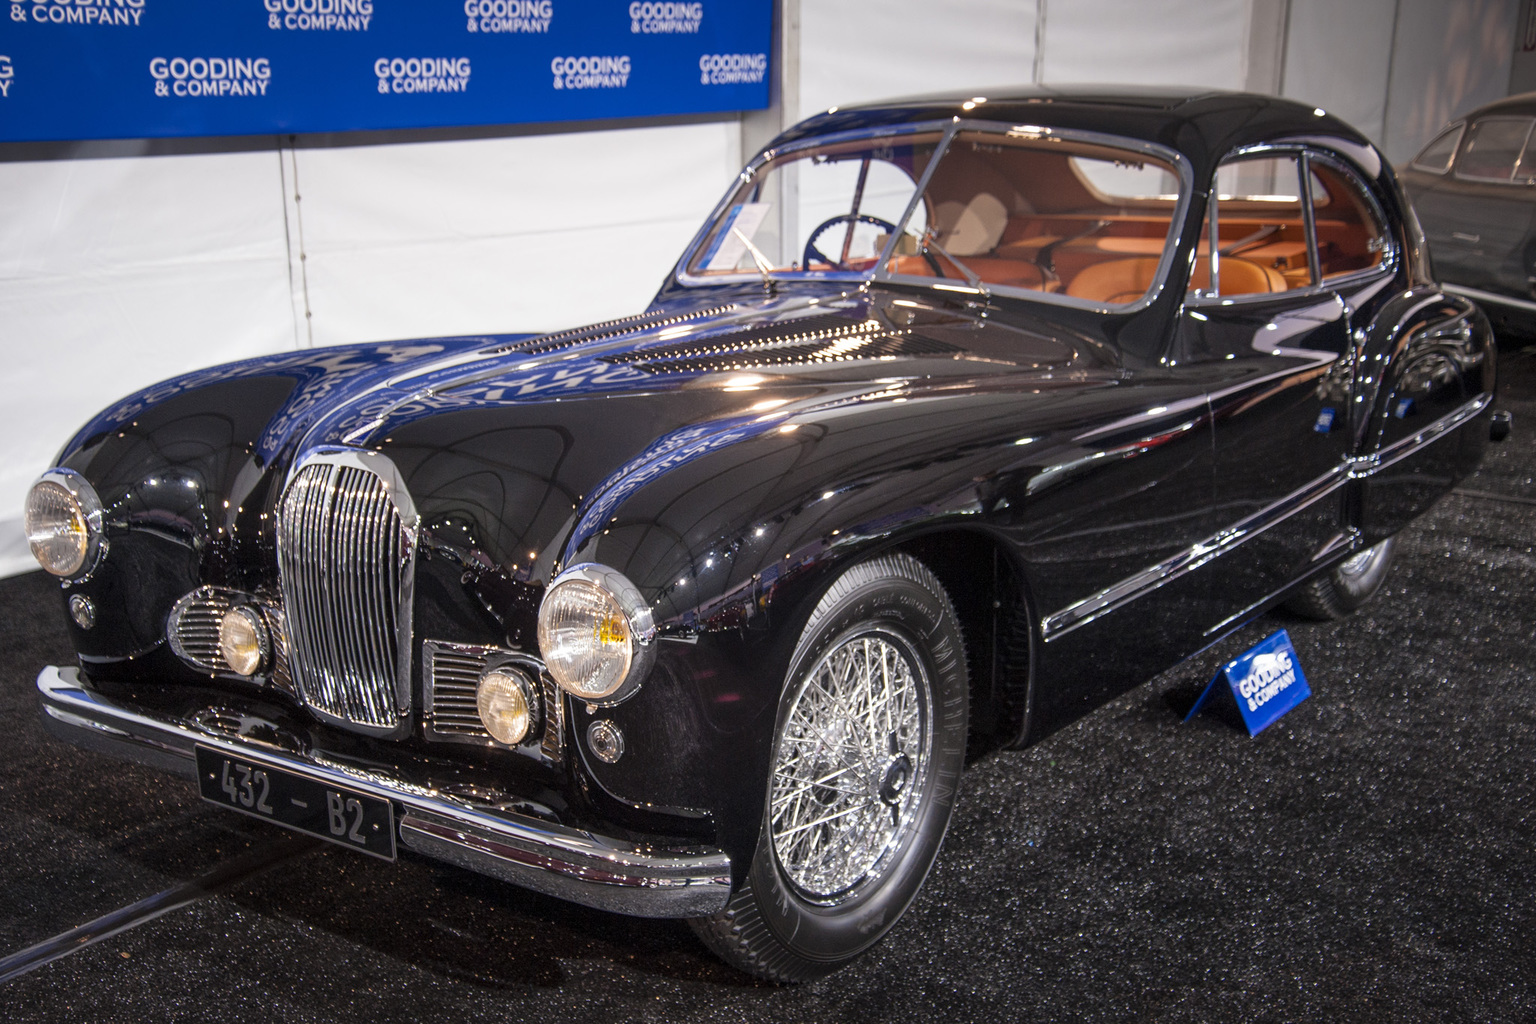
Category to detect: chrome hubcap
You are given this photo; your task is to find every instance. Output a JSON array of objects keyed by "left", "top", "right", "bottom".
[{"left": 770, "top": 630, "right": 930, "bottom": 903}]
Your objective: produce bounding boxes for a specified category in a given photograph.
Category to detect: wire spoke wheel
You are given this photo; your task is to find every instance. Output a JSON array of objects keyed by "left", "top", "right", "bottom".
[
  {"left": 689, "top": 553, "right": 970, "bottom": 982},
  {"left": 770, "top": 630, "right": 930, "bottom": 903}
]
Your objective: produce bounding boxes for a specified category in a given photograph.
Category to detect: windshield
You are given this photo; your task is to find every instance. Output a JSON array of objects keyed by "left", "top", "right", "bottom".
[
  {"left": 687, "top": 132, "right": 943, "bottom": 278},
  {"left": 685, "top": 126, "right": 1185, "bottom": 307}
]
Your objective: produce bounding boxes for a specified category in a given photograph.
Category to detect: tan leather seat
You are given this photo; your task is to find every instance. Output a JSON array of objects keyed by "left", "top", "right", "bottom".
[
  {"left": 1065, "top": 255, "right": 1287, "bottom": 304},
  {"left": 1191, "top": 255, "right": 1288, "bottom": 296},
  {"left": 1064, "top": 258, "right": 1161, "bottom": 304},
  {"left": 886, "top": 254, "right": 1053, "bottom": 291}
]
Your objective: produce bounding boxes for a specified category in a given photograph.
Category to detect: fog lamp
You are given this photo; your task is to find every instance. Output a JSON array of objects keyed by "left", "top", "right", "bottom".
[
  {"left": 477, "top": 666, "right": 538, "bottom": 745},
  {"left": 218, "top": 606, "right": 269, "bottom": 676},
  {"left": 537, "top": 564, "right": 655, "bottom": 704},
  {"left": 25, "top": 470, "right": 104, "bottom": 578}
]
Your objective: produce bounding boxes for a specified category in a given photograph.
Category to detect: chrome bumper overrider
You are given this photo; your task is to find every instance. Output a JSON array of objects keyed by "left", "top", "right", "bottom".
[{"left": 36, "top": 666, "right": 731, "bottom": 918}]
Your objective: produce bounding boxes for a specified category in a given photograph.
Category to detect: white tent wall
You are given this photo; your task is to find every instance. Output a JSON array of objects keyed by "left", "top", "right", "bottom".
[
  {"left": 796, "top": 0, "right": 1039, "bottom": 124},
  {"left": 291, "top": 122, "right": 744, "bottom": 349},
  {"left": 0, "top": 121, "right": 741, "bottom": 578},
  {"left": 0, "top": 149, "right": 297, "bottom": 576},
  {"left": 1278, "top": 0, "right": 1401, "bottom": 146},
  {"left": 1279, "top": 0, "right": 1518, "bottom": 165},
  {"left": 1037, "top": 0, "right": 1252, "bottom": 88},
  {"left": 1381, "top": 0, "right": 1519, "bottom": 164},
  {"left": 0, "top": 0, "right": 1525, "bottom": 578}
]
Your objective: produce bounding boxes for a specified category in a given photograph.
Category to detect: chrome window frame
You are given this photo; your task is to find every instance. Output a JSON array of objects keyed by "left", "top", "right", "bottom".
[
  {"left": 1187, "top": 142, "right": 1398, "bottom": 310},
  {"left": 1452, "top": 116, "right": 1536, "bottom": 184},
  {"left": 1305, "top": 149, "right": 1398, "bottom": 288},
  {"left": 672, "top": 120, "right": 956, "bottom": 289},
  {"left": 1409, "top": 122, "right": 1464, "bottom": 175},
  {"left": 873, "top": 121, "right": 1193, "bottom": 314},
  {"left": 671, "top": 119, "right": 1194, "bottom": 315}
]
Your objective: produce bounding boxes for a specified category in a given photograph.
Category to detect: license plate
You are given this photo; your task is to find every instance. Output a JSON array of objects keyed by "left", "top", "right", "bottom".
[{"left": 195, "top": 745, "right": 396, "bottom": 860}]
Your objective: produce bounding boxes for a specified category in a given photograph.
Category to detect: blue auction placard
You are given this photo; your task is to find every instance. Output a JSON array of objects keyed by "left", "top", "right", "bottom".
[
  {"left": 1184, "top": 629, "right": 1311, "bottom": 736},
  {"left": 0, "top": 1, "right": 770, "bottom": 142}
]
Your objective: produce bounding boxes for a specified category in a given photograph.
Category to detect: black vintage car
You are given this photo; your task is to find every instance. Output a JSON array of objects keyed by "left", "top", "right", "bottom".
[
  {"left": 27, "top": 87, "right": 1501, "bottom": 981},
  {"left": 1400, "top": 91, "right": 1536, "bottom": 329}
]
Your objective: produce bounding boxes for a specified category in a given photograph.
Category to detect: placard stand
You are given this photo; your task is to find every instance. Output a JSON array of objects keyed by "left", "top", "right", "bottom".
[{"left": 1184, "top": 629, "right": 1310, "bottom": 736}]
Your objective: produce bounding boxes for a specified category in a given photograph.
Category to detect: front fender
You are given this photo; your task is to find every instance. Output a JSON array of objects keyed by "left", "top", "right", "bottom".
[
  {"left": 554, "top": 390, "right": 1055, "bottom": 873},
  {"left": 52, "top": 340, "right": 469, "bottom": 669}
]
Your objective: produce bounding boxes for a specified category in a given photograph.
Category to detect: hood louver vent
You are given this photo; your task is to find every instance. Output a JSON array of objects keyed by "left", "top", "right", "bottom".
[
  {"left": 603, "top": 316, "right": 960, "bottom": 374},
  {"left": 480, "top": 303, "right": 741, "bottom": 358}
]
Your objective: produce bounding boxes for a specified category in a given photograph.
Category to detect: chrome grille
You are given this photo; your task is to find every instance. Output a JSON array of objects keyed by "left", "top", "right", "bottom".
[
  {"left": 167, "top": 586, "right": 291, "bottom": 691},
  {"left": 423, "top": 641, "right": 563, "bottom": 760},
  {"left": 424, "top": 643, "right": 491, "bottom": 738},
  {"left": 167, "top": 587, "right": 234, "bottom": 673},
  {"left": 277, "top": 453, "right": 416, "bottom": 732}
]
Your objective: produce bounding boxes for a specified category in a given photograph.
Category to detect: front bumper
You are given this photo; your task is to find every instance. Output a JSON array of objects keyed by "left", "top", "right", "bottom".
[{"left": 37, "top": 665, "right": 731, "bottom": 917}]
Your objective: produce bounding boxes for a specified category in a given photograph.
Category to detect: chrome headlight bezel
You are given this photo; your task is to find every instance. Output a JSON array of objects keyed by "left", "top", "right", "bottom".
[
  {"left": 536, "top": 563, "right": 656, "bottom": 706},
  {"left": 24, "top": 468, "right": 106, "bottom": 579}
]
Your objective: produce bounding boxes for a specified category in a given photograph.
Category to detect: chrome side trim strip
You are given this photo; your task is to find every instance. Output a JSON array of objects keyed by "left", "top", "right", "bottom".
[
  {"left": 36, "top": 666, "right": 731, "bottom": 918},
  {"left": 1442, "top": 283, "right": 1536, "bottom": 315},
  {"left": 1041, "top": 466, "right": 1348, "bottom": 643},
  {"left": 1041, "top": 392, "right": 1492, "bottom": 643},
  {"left": 1348, "top": 393, "right": 1492, "bottom": 477}
]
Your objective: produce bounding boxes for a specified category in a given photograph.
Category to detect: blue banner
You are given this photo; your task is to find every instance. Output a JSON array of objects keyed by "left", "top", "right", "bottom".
[
  {"left": 0, "top": 1, "right": 770, "bottom": 142},
  {"left": 1185, "top": 629, "right": 1311, "bottom": 736}
]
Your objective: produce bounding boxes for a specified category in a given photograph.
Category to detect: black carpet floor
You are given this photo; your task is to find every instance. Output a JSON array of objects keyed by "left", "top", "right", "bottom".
[{"left": 1, "top": 344, "right": 1533, "bottom": 1023}]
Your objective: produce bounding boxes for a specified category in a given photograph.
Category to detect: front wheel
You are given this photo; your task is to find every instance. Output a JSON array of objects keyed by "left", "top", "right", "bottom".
[
  {"left": 690, "top": 553, "right": 969, "bottom": 982},
  {"left": 1284, "top": 536, "right": 1397, "bottom": 620}
]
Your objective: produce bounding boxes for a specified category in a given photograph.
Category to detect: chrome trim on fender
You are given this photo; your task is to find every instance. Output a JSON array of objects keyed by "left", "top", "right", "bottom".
[
  {"left": 1042, "top": 392, "right": 1493, "bottom": 642},
  {"left": 1041, "top": 464, "right": 1349, "bottom": 642},
  {"left": 1442, "top": 284, "right": 1536, "bottom": 315},
  {"left": 36, "top": 665, "right": 731, "bottom": 918},
  {"left": 1349, "top": 393, "right": 1493, "bottom": 477}
]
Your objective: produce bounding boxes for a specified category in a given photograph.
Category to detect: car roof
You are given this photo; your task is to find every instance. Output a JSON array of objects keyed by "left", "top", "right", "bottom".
[
  {"left": 1454, "top": 91, "right": 1536, "bottom": 122},
  {"left": 772, "top": 86, "right": 1377, "bottom": 176}
]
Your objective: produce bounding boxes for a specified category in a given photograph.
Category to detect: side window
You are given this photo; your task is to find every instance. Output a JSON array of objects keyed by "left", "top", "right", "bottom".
[
  {"left": 1195, "top": 154, "right": 1312, "bottom": 298},
  {"left": 1410, "top": 124, "right": 1463, "bottom": 174},
  {"left": 1455, "top": 117, "right": 1536, "bottom": 183},
  {"left": 1309, "top": 159, "right": 1389, "bottom": 280}
]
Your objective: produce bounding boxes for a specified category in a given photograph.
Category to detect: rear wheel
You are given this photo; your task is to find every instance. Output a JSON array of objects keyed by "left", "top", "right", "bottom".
[
  {"left": 1285, "top": 537, "right": 1397, "bottom": 620},
  {"left": 689, "top": 553, "right": 968, "bottom": 982}
]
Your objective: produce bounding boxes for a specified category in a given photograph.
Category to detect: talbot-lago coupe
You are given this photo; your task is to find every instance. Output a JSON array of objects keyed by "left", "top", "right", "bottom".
[{"left": 28, "top": 87, "right": 1503, "bottom": 981}]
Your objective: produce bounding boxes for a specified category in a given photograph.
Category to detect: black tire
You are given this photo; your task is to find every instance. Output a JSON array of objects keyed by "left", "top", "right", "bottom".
[
  {"left": 1284, "top": 536, "right": 1397, "bottom": 620},
  {"left": 689, "top": 552, "right": 969, "bottom": 982}
]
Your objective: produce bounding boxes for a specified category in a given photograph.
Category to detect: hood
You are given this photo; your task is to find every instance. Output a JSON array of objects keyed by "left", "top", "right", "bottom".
[{"left": 265, "top": 289, "right": 1120, "bottom": 576}]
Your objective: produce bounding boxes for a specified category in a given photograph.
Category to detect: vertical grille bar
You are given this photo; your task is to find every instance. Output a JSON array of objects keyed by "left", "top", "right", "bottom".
[{"left": 277, "top": 454, "right": 415, "bottom": 733}]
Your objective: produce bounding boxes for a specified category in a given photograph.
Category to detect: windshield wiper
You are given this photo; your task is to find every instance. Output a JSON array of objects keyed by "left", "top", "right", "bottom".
[{"left": 733, "top": 226, "right": 778, "bottom": 298}]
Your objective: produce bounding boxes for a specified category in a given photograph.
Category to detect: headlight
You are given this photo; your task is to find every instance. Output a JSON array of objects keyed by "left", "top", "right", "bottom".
[
  {"left": 24, "top": 470, "right": 104, "bottom": 578},
  {"left": 477, "top": 665, "right": 539, "bottom": 745},
  {"left": 537, "top": 563, "right": 655, "bottom": 704},
  {"left": 218, "top": 606, "right": 270, "bottom": 676}
]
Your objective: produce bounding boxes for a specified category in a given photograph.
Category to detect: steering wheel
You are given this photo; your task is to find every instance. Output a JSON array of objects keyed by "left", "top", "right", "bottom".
[{"left": 803, "top": 213, "right": 899, "bottom": 271}]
